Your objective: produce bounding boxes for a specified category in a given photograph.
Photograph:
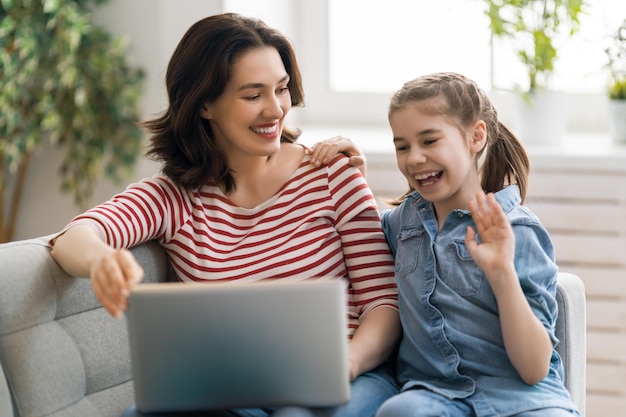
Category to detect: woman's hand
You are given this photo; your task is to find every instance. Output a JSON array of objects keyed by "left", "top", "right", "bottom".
[
  {"left": 50, "top": 224, "right": 144, "bottom": 318},
  {"left": 310, "top": 136, "right": 367, "bottom": 177},
  {"left": 90, "top": 248, "right": 144, "bottom": 318}
]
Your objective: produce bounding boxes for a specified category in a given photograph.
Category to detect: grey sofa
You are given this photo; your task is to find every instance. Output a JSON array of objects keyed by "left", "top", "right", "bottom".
[{"left": 0, "top": 236, "right": 587, "bottom": 417}]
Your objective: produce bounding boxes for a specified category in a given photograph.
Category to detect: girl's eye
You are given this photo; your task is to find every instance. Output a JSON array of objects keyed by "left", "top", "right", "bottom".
[
  {"left": 245, "top": 94, "right": 261, "bottom": 101},
  {"left": 394, "top": 145, "right": 409, "bottom": 152},
  {"left": 424, "top": 138, "right": 438, "bottom": 145},
  {"left": 277, "top": 86, "right": 290, "bottom": 94}
]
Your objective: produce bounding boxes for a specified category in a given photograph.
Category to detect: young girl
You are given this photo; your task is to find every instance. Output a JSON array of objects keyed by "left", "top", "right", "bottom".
[
  {"left": 50, "top": 13, "right": 400, "bottom": 417},
  {"left": 319, "top": 72, "right": 580, "bottom": 417}
]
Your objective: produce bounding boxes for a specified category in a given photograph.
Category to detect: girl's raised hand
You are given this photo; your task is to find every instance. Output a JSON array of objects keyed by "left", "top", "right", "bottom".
[
  {"left": 310, "top": 136, "right": 367, "bottom": 177},
  {"left": 465, "top": 191, "right": 516, "bottom": 283}
]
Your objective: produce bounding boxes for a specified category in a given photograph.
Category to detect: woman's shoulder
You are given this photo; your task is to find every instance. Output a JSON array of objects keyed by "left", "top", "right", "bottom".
[{"left": 122, "top": 174, "right": 196, "bottom": 202}]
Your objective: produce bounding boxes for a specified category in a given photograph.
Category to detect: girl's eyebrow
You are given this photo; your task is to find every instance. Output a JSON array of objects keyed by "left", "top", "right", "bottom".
[
  {"left": 393, "top": 128, "right": 441, "bottom": 142},
  {"left": 416, "top": 128, "right": 441, "bottom": 136},
  {"left": 238, "top": 75, "right": 290, "bottom": 91}
]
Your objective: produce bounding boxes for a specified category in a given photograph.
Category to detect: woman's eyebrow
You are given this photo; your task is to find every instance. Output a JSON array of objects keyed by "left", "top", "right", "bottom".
[{"left": 238, "top": 75, "right": 290, "bottom": 91}]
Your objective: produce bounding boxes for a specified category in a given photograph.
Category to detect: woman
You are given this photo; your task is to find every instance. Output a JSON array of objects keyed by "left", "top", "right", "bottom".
[{"left": 50, "top": 13, "right": 400, "bottom": 417}]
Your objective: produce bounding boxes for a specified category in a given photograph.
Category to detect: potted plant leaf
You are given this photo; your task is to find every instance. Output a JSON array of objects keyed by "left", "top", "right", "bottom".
[
  {"left": 0, "top": 0, "right": 145, "bottom": 242},
  {"left": 484, "top": 0, "right": 586, "bottom": 145},
  {"left": 606, "top": 18, "right": 626, "bottom": 143}
]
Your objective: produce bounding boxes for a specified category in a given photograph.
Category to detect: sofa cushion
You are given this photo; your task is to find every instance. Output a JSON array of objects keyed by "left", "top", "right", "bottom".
[
  {"left": 0, "top": 362, "right": 12, "bottom": 417},
  {"left": 0, "top": 237, "right": 173, "bottom": 417}
]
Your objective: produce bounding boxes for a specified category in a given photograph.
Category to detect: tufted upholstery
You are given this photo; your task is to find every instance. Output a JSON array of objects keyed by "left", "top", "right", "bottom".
[
  {"left": 0, "top": 237, "right": 174, "bottom": 417},
  {"left": 0, "top": 236, "right": 586, "bottom": 417}
]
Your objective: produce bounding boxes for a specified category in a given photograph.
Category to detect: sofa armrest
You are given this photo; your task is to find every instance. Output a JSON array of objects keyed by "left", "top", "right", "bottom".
[
  {"left": 0, "top": 361, "right": 12, "bottom": 417},
  {"left": 555, "top": 272, "right": 587, "bottom": 416},
  {"left": 0, "top": 236, "right": 174, "bottom": 417}
]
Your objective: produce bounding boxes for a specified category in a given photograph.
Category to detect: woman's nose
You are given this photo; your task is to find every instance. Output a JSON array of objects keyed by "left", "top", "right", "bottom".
[{"left": 263, "top": 96, "right": 284, "bottom": 119}]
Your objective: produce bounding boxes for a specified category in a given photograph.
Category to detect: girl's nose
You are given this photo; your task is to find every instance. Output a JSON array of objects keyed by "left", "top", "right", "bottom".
[{"left": 408, "top": 147, "right": 426, "bottom": 165}]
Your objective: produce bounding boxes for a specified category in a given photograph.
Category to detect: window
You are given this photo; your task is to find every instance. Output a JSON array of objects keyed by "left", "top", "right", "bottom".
[
  {"left": 297, "top": 0, "right": 626, "bottom": 133},
  {"left": 328, "top": 0, "right": 491, "bottom": 93}
]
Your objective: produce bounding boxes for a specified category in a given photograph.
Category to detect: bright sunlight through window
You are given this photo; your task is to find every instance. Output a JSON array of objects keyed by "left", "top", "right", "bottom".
[{"left": 329, "top": 0, "right": 626, "bottom": 94}]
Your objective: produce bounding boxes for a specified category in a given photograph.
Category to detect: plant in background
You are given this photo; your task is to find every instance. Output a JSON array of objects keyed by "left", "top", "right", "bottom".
[
  {"left": 606, "top": 18, "right": 626, "bottom": 100},
  {"left": 484, "top": 0, "right": 586, "bottom": 95},
  {"left": 0, "top": 0, "right": 145, "bottom": 242}
]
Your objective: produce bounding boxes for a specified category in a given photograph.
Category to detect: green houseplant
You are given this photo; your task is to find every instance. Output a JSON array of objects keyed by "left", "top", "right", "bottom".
[
  {"left": 0, "top": 0, "right": 145, "bottom": 242},
  {"left": 606, "top": 18, "right": 626, "bottom": 100},
  {"left": 483, "top": 0, "right": 586, "bottom": 145},
  {"left": 606, "top": 18, "right": 626, "bottom": 143},
  {"left": 484, "top": 0, "right": 586, "bottom": 95}
]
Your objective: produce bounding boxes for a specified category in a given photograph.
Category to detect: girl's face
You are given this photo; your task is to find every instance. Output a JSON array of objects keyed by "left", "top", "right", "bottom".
[
  {"left": 201, "top": 46, "right": 291, "bottom": 160},
  {"left": 390, "top": 101, "right": 486, "bottom": 216}
]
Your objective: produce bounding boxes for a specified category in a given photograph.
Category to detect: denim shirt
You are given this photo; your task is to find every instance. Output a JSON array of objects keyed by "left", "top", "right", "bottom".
[{"left": 381, "top": 185, "right": 578, "bottom": 416}]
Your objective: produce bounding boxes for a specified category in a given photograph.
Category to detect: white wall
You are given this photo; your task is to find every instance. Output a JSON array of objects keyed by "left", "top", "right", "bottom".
[{"left": 13, "top": 0, "right": 224, "bottom": 240}]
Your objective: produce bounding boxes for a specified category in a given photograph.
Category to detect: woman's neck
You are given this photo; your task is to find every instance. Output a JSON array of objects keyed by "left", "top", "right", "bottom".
[{"left": 225, "top": 142, "right": 304, "bottom": 208}]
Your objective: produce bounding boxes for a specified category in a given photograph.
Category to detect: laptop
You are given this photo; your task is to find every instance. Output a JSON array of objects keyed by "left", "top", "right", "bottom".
[{"left": 125, "top": 278, "right": 351, "bottom": 413}]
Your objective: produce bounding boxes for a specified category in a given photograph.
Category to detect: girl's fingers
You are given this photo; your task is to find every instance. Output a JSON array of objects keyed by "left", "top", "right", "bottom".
[
  {"left": 487, "top": 193, "right": 509, "bottom": 228},
  {"left": 310, "top": 143, "right": 338, "bottom": 166},
  {"left": 468, "top": 195, "right": 485, "bottom": 231},
  {"left": 470, "top": 191, "right": 498, "bottom": 231}
]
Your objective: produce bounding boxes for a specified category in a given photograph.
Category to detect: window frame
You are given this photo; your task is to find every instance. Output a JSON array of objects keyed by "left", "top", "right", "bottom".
[{"left": 295, "top": 0, "right": 610, "bottom": 134}]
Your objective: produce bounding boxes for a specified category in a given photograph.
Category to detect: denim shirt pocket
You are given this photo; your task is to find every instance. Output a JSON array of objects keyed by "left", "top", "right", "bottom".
[
  {"left": 441, "top": 239, "right": 484, "bottom": 296},
  {"left": 394, "top": 226, "right": 426, "bottom": 279}
]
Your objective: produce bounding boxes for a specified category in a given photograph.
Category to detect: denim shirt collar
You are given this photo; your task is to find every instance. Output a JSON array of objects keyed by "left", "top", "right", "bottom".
[{"left": 405, "top": 185, "right": 522, "bottom": 224}]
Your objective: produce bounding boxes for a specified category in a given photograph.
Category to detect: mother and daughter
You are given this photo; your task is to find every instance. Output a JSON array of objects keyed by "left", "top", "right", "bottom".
[{"left": 50, "top": 12, "right": 579, "bottom": 417}]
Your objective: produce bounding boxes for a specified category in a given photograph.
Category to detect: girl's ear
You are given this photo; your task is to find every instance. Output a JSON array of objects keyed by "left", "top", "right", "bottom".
[
  {"left": 200, "top": 103, "right": 212, "bottom": 120},
  {"left": 470, "top": 120, "right": 487, "bottom": 155}
]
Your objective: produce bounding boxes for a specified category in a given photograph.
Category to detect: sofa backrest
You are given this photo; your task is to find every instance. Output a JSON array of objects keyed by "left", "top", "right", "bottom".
[
  {"left": 0, "top": 237, "right": 587, "bottom": 417},
  {"left": 0, "top": 237, "right": 174, "bottom": 417},
  {"left": 554, "top": 272, "right": 587, "bottom": 416}
]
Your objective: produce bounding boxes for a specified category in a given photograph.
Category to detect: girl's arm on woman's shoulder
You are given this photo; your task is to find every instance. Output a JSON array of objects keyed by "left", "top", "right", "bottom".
[{"left": 309, "top": 136, "right": 366, "bottom": 178}]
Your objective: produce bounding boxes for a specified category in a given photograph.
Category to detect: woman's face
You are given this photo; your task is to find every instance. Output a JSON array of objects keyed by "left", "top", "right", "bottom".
[{"left": 201, "top": 46, "right": 292, "bottom": 159}]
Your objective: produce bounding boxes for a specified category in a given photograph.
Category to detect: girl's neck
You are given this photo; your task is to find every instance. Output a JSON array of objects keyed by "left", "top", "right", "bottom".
[{"left": 432, "top": 182, "right": 483, "bottom": 231}]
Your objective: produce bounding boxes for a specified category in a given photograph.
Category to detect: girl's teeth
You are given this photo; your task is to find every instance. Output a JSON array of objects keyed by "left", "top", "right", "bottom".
[{"left": 415, "top": 172, "right": 438, "bottom": 180}]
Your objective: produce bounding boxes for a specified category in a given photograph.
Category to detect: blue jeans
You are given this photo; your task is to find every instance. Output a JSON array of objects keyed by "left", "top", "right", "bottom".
[
  {"left": 375, "top": 389, "right": 580, "bottom": 417},
  {"left": 121, "top": 364, "right": 398, "bottom": 417}
]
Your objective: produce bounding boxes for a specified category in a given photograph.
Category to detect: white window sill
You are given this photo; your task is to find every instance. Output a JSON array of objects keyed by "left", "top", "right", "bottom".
[{"left": 298, "top": 125, "right": 626, "bottom": 173}]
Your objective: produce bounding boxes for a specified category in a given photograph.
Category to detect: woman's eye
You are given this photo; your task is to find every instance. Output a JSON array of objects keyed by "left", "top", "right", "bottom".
[
  {"left": 245, "top": 94, "right": 260, "bottom": 101},
  {"left": 395, "top": 145, "right": 408, "bottom": 152},
  {"left": 424, "top": 138, "right": 437, "bottom": 145},
  {"left": 277, "top": 86, "right": 290, "bottom": 94}
]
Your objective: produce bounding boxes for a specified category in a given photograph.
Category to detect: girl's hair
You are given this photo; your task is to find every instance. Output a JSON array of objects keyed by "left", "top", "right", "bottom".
[
  {"left": 388, "top": 72, "right": 530, "bottom": 205},
  {"left": 143, "top": 13, "right": 304, "bottom": 193}
]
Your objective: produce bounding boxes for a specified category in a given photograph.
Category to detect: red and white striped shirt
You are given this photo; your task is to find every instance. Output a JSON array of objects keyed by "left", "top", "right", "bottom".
[{"left": 64, "top": 153, "right": 397, "bottom": 337}]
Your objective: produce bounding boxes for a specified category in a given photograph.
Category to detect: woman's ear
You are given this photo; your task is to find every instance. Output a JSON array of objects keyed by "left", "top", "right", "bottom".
[
  {"left": 200, "top": 103, "right": 212, "bottom": 120},
  {"left": 470, "top": 120, "right": 487, "bottom": 154}
]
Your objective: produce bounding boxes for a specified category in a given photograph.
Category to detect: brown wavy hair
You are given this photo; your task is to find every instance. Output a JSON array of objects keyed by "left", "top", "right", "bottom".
[
  {"left": 387, "top": 72, "right": 530, "bottom": 205},
  {"left": 143, "top": 13, "right": 304, "bottom": 193}
]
